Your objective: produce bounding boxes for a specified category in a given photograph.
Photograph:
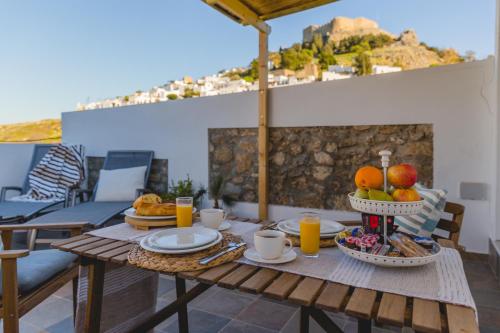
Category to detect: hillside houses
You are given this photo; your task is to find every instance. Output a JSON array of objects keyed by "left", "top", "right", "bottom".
[{"left": 77, "top": 63, "right": 400, "bottom": 111}]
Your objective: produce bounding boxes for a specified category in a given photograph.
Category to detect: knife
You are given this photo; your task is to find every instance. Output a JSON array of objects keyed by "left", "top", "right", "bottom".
[{"left": 199, "top": 242, "right": 246, "bottom": 265}]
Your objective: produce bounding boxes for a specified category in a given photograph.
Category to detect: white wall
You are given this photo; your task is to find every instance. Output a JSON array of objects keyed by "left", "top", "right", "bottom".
[
  {"left": 0, "top": 144, "right": 36, "bottom": 196},
  {"left": 63, "top": 59, "right": 496, "bottom": 253}
]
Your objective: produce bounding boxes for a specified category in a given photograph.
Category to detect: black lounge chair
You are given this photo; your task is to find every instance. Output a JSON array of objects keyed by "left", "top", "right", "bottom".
[
  {"left": 0, "top": 144, "right": 64, "bottom": 222},
  {"left": 27, "top": 150, "right": 154, "bottom": 249}
]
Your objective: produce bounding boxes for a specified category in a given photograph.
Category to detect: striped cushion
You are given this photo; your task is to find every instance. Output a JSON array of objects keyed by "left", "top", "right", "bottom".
[{"left": 395, "top": 185, "right": 447, "bottom": 237}]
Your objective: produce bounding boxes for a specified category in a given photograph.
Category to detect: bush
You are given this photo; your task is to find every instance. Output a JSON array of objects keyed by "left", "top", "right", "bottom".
[{"left": 167, "top": 94, "right": 178, "bottom": 100}]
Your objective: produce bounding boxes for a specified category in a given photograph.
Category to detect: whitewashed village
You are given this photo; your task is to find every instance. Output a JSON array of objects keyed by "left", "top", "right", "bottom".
[{"left": 77, "top": 17, "right": 466, "bottom": 111}]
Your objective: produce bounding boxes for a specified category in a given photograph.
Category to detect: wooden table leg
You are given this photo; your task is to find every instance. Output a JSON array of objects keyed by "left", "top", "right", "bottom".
[
  {"left": 300, "top": 306, "right": 310, "bottom": 333},
  {"left": 358, "top": 319, "right": 371, "bottom": 333},
  {"left": 83, "top": 259, "right": 105, "bottom": 333},
  {"left": 176, "top": 276, "right": 189, "bottom": 333}
]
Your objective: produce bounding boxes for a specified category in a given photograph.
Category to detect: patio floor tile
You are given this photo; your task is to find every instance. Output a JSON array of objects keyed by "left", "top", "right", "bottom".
[
  {"left": 470, "top": 289, "right": 500, "bottom": 310},
  {"left": 162, "top": 309, "right": 230, "bottom": 333},
  {"left": 219, "top": 319, "right": 278, "bottom": 333},
  {"left": 237, "top": 298, "right": 297, "bottom": 331},
  {"left": 191, "top": 288, "right": 255, "bottom": 318},
  {"left": 46, "top": 316, "right": 74, "bottom": 333},
  {"left": 22, "top": 295, "right": 73, "bottom": 329}
]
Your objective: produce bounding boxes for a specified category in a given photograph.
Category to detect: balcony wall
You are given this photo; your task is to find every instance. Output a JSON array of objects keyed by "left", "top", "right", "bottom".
[{"left": 62, "top": 58, "right": 495, "bottom": 253}]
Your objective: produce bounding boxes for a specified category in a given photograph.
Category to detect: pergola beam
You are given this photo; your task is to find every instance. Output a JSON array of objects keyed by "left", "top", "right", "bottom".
[
  {"left": 205, "top": 0, "right": 270, "bottom": 33},
  {"left": 258, "top": 30, "right": 269, "bottom": 220}
]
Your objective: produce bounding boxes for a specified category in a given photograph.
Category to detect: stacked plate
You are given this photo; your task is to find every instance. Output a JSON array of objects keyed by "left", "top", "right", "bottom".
[
  {"left": 140, "top": 227, "right": 222, "bottom": 254},
  {"left": 277, "top": 218, "right": 345, "bottom": 239}
]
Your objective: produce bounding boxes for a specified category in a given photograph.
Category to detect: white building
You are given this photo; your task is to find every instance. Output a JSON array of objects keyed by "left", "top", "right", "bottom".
[
  {"left": 372, "top": 65, "right": 402, "bottom": 74},
  {"left": 322, "top": 71, "right": 352, "bottom": 81},
  {"left": 328, "top": 65, "right": 355, "bottom": 74}
]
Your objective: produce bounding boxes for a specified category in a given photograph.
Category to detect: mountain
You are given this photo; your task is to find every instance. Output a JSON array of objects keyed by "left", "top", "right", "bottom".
[{"left": 0, "top": 119, "right": 61, "bottom": 143}]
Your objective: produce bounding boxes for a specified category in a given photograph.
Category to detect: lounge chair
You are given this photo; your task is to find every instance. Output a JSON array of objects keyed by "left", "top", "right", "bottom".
[
  {"left": 27, "top": 150, "right": 154, "bottom": 250},
  {"left": 0, "top": 221, "right": 87, "bottom": 333},
  {"left": 0, "top": 144, "right": 64, "bottom": 222}
]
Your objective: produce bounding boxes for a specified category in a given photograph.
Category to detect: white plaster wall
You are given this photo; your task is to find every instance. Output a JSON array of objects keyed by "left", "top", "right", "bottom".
[
  {"left": 63, "top": 59, "right": 495, "bottom": 253},
  {"left": 0, "top": 144, "right": 36, "bottom": 196}
]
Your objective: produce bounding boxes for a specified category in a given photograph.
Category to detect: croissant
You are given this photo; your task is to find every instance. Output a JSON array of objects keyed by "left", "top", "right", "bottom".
[
  {"left": 133, "top": 194, "right": 162, "bottom": 209},
  {"left": 136, "top": 202, "right": 176, "bottom": 216}
]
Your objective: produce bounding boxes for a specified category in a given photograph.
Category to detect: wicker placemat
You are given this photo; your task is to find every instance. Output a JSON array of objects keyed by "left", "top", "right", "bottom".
[
  {"left": 128, "top": 233, "right": 245, "bottom": 273},
  {"left": 287, "top": 234, "right": 337, "bottom": 248}
]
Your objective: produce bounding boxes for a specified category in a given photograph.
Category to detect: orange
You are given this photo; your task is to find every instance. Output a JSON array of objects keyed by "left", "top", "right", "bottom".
[{"left": 355, "top": 166, "right": 384, "bottom": 190}]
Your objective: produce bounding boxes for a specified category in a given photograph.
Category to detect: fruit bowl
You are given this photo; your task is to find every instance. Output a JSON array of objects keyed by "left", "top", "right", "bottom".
[
  {"left": 348, "top": 193, "right": 424, "bottom": 216},
  {"left": 335, "top": 234, "right": 442, "bottom": 267}
]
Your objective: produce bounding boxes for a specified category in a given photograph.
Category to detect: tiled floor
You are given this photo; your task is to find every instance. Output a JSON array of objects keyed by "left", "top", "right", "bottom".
[{"left": 2, "top": 256, "right": 499, "bottom": 333}]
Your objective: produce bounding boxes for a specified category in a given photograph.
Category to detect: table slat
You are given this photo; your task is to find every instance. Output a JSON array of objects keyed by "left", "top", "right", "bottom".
[
  {"left": 57, "top": 236, "right": 104, "bottom": 251},
  {"left": 51, "top": 234, "right": 89, "bottom": 247},
  {"left": 288, "top": 277, "right": 324, "bottom": 306},
  {"left": 239, "top": 268, "right": 280, "bottom": 294},
  {"left": 96, "top": 244, "right": 135, "bottom": 261},
  {"left": 376, "top": 293, "right": 406, "bottom": 327},
  {"left": 412, "top": 298, "right": 442, "bottom": 333},
  {"left": 315, "top": 282, "right": 349, "bottom": 312},
  {"left": 446, "top": 304, "right": 479, "bottom": 333},
  {"left": 178, "top": 270, "right": 206, "bottom": 280},
  {"left": 85, "top": 241, "right": 128, "bottom": 257},
  {"left": 110, "top": 251, "right": 131, "bottom": 264},
  {"left": 263, "top": 273, "right": 302, "bottom": 300},
  {"left": 345, "top": 288, "right": 377, "bottom": 320},
  {"left": 72, "top": 239, "right": 117, "bottom": 254},
  {"left": 218, "top": 264, "right": 259, "bottom": 289},
  {"left": 196, "top": 262, "right": 239, "bottom": 284}
]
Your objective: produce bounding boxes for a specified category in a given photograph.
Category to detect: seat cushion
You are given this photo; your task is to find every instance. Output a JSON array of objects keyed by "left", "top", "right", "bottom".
[
  {"left": 0, "top": 249, "right": 77, "bottom": 296},
  {"left": 28, "top": 201, "right": 132, "bottom": 227}
]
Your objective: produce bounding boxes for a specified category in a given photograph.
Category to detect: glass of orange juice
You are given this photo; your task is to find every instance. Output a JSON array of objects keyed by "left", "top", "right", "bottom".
[
  {"left": 176, "top": 197, "right": 193, "bottom": 227},
  {"left": 299, "top": 212, "right": 320, "bottom": 258}
]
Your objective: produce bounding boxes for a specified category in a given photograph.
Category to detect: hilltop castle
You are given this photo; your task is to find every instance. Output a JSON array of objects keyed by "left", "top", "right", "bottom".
[{"left": 303, "top": 17, "right": 395, "bottom": 44}]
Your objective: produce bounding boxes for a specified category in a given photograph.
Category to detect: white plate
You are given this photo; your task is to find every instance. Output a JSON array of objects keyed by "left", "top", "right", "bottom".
[
  {"left": 218, "top": 221, "right": 231, "bottom": 231},
  {"left": 124, "top": 207, "right": 197, "bottom": 220},
  {"left": 335, "top": 235, "right": 441, "bottom": 267},
  {"left": 140, "top": 232, "right": 222, "bottom": 254},
  {"left": 348, "top": 193, "right": 424, "bottom": 216},
  {"left": 281, "top": 219, "right": 345, "bottom": 234},
  {"left": 243, "top": 248, "right": 297, "bottom": 264},
  {"left": 277, "top": 222, "right": 339, "bottom": 239},
  {"left": 146, "top": 227, "right": 219, "bottom": 250}
]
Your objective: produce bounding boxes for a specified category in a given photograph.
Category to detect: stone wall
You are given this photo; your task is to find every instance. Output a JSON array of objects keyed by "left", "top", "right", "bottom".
[
  {"left": 87, "top": 157, "right": 168, "bottom": 194},
  {"left": 209, "top": 124, "right": 433, "bottom": 211}
]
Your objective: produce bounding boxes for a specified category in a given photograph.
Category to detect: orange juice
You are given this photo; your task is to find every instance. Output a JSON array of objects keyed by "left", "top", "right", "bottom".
[
  {"left": 176, "top": 205, "right": 193, "bottom": 227},
  {"left": 299, "top": 215, "right": 320, "bottom": 257}
]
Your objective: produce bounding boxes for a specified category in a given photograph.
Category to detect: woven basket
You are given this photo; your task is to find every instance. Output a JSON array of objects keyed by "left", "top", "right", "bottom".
[{"left": 128, "top": 233, "right": 245, "bottom": 273}]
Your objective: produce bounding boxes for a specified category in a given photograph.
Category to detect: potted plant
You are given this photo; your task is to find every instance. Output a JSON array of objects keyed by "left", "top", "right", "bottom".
[
  {"left": 209, "top": 175, "right": 237, "bottom": 209},
  {"left": 162, "top": 175, "right": 206, "bottom": 209}
]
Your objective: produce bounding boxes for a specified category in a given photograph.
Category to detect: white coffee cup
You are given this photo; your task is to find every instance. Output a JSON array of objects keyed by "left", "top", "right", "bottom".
[
  {"left": 200, "top": 209, "right": 225, "bottom": 229},
  {"left": 254, "top": 230, "right": 293, "bottom": 260}
]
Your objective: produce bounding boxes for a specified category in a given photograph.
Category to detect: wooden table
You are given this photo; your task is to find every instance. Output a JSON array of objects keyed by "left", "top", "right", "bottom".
[{"left": 52, "top": 218, "right": 479, "bottom": 333}]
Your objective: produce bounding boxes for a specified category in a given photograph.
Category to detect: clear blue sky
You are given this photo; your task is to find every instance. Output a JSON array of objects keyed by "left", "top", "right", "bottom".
[{"left": 0, "top": 0, "right": 495, "bottom": 124}]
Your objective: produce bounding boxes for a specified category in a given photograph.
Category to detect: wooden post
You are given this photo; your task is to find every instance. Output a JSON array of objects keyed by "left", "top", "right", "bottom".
[{"left": 258, "top": 30, "right": 269, "bottom": 220}]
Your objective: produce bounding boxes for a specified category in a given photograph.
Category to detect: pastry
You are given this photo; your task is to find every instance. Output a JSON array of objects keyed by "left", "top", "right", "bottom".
[
  {"left": 133, "top": 194, "right": 162, "bottom": 209},
  {"left": 136, "top": 202, "right": 176, "bottom": 216}
]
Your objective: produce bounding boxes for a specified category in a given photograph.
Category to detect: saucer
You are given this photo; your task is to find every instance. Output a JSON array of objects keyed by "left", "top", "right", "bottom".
[
  {"left": 243, "top": 248, "right": 297, "bottom": 264},
  {"left": 218, "top": 221, "right": 231, "bottom": 231}
]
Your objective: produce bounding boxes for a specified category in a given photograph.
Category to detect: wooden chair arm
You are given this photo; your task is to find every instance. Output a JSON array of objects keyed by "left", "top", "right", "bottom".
[
  {"left": 0, "top": 222, "right": 88, "bottom": 250},
  {"left": 438, "top": 239, "right": 457, "bottom": 250},
  {"left": 0, "top": 250, "right": 29, "bottom": 259}
]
